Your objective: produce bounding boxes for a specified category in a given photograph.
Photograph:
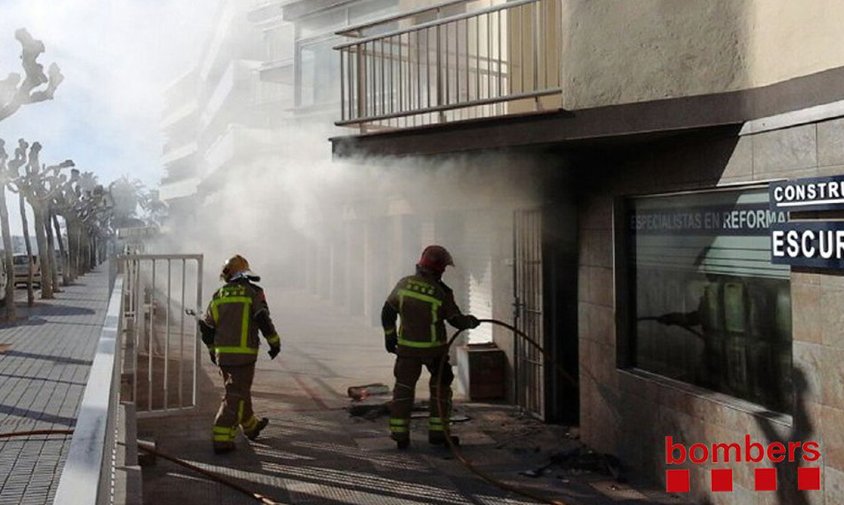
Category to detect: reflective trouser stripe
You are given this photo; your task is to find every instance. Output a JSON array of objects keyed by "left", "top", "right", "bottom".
[
  {"left": 428, "top": 416, "right": 445, "bottom": 432},
  {"left": 242, "top": 415, "right": 258, "bottom": 431},
  {"left": 213, "top": 426, "right": 236, "bottom": 442},
  {"left": 389, "top": 418, "right": 409, "bottom": 433}
]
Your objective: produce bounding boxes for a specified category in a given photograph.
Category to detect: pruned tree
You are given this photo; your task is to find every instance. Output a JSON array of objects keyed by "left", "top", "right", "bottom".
[
  {"left": 6, "top": 139, "right": 35, "bottom": 305},
  {"left": 0, "top": 29, "right": 64, "bottom": 121},
  {"left": 0, "top": 139, "right": 17, "bottom": 319},
  {"left": 0, "top": 30, "right": 63, "bottom": 319},
  {"left": 8, "top": 140, "right": 72, "bottom": 300}
]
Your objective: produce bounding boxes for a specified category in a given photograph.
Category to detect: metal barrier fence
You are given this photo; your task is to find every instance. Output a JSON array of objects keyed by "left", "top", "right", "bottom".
[
  {"left": 120, "top": 254, "right": 203, "bottom": 417},
  {"left": 53, "top": 276, "right": 125, "bottom": 505},
  {"left": 335, "top": 0, "right": 562, "bottom": 130}
]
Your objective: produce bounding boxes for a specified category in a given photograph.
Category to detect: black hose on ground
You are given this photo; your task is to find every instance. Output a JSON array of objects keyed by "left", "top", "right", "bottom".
[
  {"left": 136, "top": 444, "right": 280, "bottom": 505},
  {"left": 0, "top": 430, "right": 279, "bottom": 504},
  {"left": 435, "top": 318, "right": 576, "bottom": 505}
]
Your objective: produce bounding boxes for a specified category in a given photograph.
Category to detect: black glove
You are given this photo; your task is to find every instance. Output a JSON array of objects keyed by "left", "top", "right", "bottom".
[
  {"left": 268, "top": 345, "right": 280, "bottom": 360},
  {"left": 385, "top": 335, "right": 398, "bottom": 354},
  {"left": 466, "top": 315, "right": 480, "bottom": 329},
  {"left": 208, "top": 350, "right": 217, "bottom": 365}
]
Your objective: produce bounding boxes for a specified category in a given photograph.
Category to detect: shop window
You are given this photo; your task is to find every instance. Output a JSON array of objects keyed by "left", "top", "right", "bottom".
[{"left": 622, "top": 187, "right": 792, "bottom": 412}]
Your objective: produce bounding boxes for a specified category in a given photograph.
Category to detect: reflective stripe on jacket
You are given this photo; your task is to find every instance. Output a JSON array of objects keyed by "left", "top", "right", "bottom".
[
  {"left": 203, "top": 279, "right": 279, "bottom": 366},
  {"left": 384, "top": 273, "right": 462, "bottom": 355}
]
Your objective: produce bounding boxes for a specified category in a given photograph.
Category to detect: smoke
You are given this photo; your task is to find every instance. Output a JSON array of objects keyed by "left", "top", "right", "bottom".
[{"left": 153, "top": 114, "right": 549, "bottom": 324}]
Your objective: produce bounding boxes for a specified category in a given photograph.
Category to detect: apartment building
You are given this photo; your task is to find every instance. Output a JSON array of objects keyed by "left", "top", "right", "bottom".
[{"left": 329, "top": 1, "right": 844, "bottom": 502}]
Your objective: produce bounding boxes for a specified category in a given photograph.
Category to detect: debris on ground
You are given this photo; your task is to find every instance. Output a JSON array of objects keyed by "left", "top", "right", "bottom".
[
  {"left": 346, "top": 397, "right": 471, "bottom": 423},
  {"left": 347, "top": 383, "right": 390, "bottom": 401},
  {"left": 0, "top": 343, "right": 11, "bottom": 353},
  {"left": 517, "top": 446, "right": 624, "bottom": 482},
  {"left": 347, "top": 401, "right": 390, "bottom": 420}
]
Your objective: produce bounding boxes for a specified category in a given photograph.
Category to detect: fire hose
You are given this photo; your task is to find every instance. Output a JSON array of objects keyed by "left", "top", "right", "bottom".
[
  {"left": 435, "top": 318, "right": 578, "bottom": 505},
  {"left": 0, "top": 321, "right": 578, "bottom": 505},
  {"left": 0, "top": 430, "right": 280, "bottom": 504}
]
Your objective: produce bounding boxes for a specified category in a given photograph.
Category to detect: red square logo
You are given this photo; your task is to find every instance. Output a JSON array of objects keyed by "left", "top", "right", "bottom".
[
  {"left": 666, "top": 469, "right": 690, "bottom": 493},
  {"left": 754, "top": 468, "right": 777, "bottom": 491},
  {"left": 711, "top": 468, "right": 733, "bottom": 492},
  {"left": 798, "top": 467, "right": 821, "bottom": 491}
]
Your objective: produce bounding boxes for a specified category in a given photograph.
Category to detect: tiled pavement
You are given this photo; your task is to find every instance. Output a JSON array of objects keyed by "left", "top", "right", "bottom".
[
  {"left": 0, "top": 267, "right": 110, "bottom": 505},
  {"left": 140, "top": 289, "right": 690, "bottom": 505}
]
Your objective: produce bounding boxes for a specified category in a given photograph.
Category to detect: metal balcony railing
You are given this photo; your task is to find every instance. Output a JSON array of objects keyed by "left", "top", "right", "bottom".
[{"left": 335, "top": 0, "right": 562, "bottom": 130}]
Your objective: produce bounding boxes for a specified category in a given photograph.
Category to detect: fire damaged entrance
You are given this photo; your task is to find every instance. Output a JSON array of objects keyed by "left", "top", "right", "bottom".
[{"left": 513, "top": 200, "right": 579, "bottom": 423}]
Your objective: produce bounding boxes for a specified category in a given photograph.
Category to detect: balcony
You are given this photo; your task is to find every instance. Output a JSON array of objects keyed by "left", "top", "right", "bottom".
[
  {"left": 160, "top": 141, "right": 199, "bottom": 166},
  {"left": 334, "top": 0, "right": 562, "bottom": 131},
  {"left": 160, "top": 99, "right": 199, "bottom": 129},
  {"left": 199, "top": 60, "right": 260, "bottom": 132},
  {"left": 158, "top": 177, "right": 201, "bottom": 202},
  {"left": 203, "top": 125, "right": 275, "bottom": 179}
]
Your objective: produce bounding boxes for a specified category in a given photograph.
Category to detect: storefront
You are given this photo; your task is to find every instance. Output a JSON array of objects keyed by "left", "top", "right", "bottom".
[{"left": 578, "top": 114, "right": 844, "bottom": 502}]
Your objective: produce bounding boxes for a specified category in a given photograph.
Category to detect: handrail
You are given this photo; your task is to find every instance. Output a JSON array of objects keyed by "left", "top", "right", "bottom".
[
  {"left": 53, "top": 275, "right": 125, "bottom": 505},
  {"left": 335, "top": 0, "right": 562, "bottom": 130},
  {"left": 334, "top": 0, "right": 539, "bottom": 50},
  {"left": 335, "top": 88, "right": 561, "bottom": 126},
  {"left": 335, "top": 0, "right": 470, "bottom": 38}
]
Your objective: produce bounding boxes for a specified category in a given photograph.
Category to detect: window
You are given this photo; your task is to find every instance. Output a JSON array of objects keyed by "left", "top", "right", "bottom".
[
  {"left": 623, "top": 187, "right": 792, "bottom": 412},
  {"left": 296, "top": 38, "right": 341, "bottom": 107},
  {"left": 265, "top": 24, "right": 294, "bottom": 64}
]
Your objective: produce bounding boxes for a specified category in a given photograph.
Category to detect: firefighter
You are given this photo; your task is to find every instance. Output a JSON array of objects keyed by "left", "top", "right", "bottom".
[
  {"left": 381, "top": 245, "right": 480, "bottom": 449},
  {"left": 199, "top": 254, "right": 281, "bottom": 454}
]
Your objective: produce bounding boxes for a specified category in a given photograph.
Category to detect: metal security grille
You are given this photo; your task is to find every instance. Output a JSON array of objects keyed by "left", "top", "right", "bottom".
[
  {"left": 119, "top": 254, "right": 203, "bottom": 417},
  {"left": 513, "top": 209, "right": 544, "bottom": 419}
]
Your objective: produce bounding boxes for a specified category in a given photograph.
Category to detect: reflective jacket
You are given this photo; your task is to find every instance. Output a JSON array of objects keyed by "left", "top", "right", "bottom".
[
  {"left": 381, "top": 269, "right": 475, "bottom": 357},
  {"left": 200, "top": 278, "right": 280, "bottom": 366}
]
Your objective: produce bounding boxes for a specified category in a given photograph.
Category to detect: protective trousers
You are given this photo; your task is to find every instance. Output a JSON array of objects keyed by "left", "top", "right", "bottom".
[
  {"left": 212, "top": 363, "right": 262, "bottom": 446},
  {"left": 389, "top": 354, "right": 454, "bottom": 442}
]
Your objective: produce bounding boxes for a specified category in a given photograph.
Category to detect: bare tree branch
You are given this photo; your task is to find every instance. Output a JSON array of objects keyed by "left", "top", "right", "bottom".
[{"left": 0, "top": 29, "right": 64, "bottom": 122}]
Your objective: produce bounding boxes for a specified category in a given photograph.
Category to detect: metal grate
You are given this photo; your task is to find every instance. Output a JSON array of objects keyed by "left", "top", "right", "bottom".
[
  {"left": 119, "top": 254, "right": 203, "bottom": 417},
  {"left": 513, "top": 209, "right": 544, "bottom": 419}
]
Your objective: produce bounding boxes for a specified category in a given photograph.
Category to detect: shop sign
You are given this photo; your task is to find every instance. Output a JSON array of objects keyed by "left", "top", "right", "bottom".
[
  {"left": 631, "top": 203, "right": 786, "bottom": 237},
  {"left": 769, "top": 175, "right": 844, "bottom": 212},
  {"left": 771, "top": 221, "right": 844, "bottom": 268}
]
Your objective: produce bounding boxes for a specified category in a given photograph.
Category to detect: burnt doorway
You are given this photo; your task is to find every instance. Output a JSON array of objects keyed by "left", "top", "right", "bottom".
[
  {"left": 513, "top": 209, "right": 545, "bottom": 419},
  {"left": 513, "top": 202, "right": 579, "bottom": 424}
]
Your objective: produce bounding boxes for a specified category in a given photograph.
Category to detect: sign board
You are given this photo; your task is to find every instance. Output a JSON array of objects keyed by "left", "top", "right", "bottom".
[
  {"left": 771, "top": 221, "right": 844, "bottom": 269},
  {"left": 769, "top": 175, "right": 844, "bottom": 212}
]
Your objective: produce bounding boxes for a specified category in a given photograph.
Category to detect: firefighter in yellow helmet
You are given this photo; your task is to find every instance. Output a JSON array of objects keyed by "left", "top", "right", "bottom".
[
  {"left": 199, "top": 254, "right": 281, "bottom": 454},
  {"left": 381, "top": 245, "right": 480, "bottom": 449}
]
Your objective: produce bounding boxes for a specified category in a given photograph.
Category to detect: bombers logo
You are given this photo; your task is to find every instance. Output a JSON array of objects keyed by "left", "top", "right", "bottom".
[{"left": 664, "top": 436, "right": 821, "bottom": 493}]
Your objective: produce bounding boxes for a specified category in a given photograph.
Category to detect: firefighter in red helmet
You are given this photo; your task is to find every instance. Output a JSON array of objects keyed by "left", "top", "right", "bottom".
[
  {"left": 199, "top": 254, "right": 281, "bottom": 454},
  {"left": 381, "top": 245, "right": 480, "bottom": 449}
]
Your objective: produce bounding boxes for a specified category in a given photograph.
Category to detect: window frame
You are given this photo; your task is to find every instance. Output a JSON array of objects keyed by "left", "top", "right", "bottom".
[{"left": 613, "top": 183, "right": 792, "bottom": 410}]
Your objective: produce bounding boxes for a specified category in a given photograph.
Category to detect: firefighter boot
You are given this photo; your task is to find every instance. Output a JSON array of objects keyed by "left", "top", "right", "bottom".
[
  {"left": 391, "top": 433, "right": 410, "bottom": 450},
  {"left": 213, "top": 441, "right": 236, "bottom": 454},
  {"left": 244, "top": 417, "right": 269, "bottom": 441},
  {"left": 428, "top": 432, "right": 460, "bottom": 447}
]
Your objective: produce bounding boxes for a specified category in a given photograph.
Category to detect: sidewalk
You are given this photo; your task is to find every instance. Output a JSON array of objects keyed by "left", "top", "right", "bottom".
[
  {"left": 0, "top": 268, "right": 111, "bottom": 505},
  {"left": 140, "top": 290, "right": 689, "bottom": 505}
]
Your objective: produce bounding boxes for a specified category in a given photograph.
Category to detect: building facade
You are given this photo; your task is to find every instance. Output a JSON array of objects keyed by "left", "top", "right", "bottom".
[{"left": 329, "top": 1, "right": 844, "bottom": 503}]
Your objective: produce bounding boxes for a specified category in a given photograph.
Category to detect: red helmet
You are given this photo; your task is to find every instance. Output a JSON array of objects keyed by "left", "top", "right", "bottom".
[{"left": 417, "top": 245, "right": 454, "bottom": 274}]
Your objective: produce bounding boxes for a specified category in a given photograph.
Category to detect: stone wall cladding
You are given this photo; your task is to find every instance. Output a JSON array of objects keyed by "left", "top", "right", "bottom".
[{"left": 579, "top": 116, "right": 844, "bottom": 504}]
